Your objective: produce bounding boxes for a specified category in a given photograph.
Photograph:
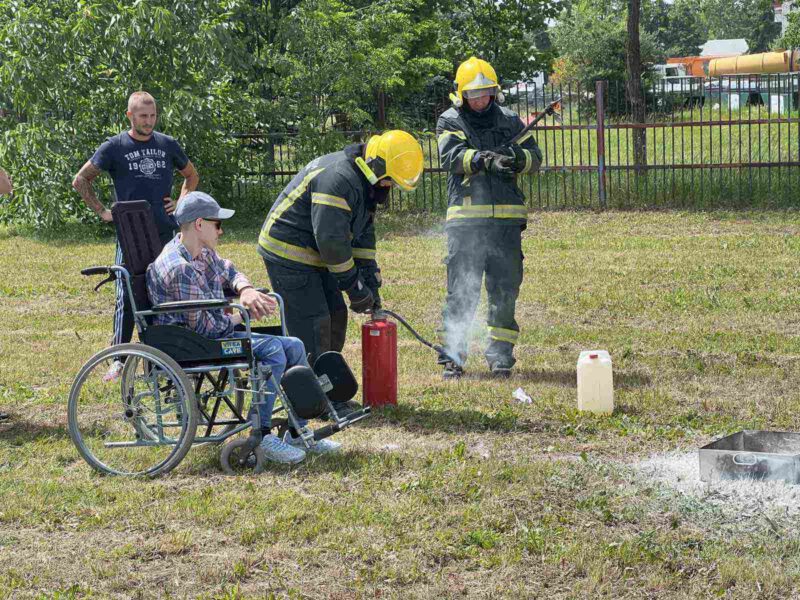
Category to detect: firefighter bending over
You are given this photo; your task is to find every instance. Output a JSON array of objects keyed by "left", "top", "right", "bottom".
[
  {"left": 258, "top": 130, "right": 423, "bottom": 413},
  {"left": 437, "top": 57, "right": 542, "bottom": 379}
]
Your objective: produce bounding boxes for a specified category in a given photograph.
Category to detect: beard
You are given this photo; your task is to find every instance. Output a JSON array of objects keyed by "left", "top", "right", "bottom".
[{"left": 134, "top": 124, "right": 153, "bottom": 136}]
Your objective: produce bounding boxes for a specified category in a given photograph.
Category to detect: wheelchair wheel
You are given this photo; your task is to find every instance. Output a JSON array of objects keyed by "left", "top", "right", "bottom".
[
  {"left": 220, "top": 437, "right": 266, "bottom": 475},
  {"left": 68, "top": 343, "right": 198, "bottom": 477}
]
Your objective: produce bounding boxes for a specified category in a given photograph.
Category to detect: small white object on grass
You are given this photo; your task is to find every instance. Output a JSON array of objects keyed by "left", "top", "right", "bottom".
[{"left": 513, "top": 387, "right": 533, "bottom": 404}]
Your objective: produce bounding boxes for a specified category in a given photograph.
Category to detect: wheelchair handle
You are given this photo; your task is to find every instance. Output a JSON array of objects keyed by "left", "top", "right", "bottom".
[{"left": 81, "top": 266, "right": 113, "bottom": 276}]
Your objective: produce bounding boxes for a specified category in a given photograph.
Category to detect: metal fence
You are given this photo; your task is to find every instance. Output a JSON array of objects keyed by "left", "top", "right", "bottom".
[{"left": 231, "top": 74, "right": 800, "bottom": 211}]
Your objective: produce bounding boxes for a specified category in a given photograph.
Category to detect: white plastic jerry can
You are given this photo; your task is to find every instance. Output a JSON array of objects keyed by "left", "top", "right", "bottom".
[{"left": 577, "top": 350, "right": 614, "bottom": 414}]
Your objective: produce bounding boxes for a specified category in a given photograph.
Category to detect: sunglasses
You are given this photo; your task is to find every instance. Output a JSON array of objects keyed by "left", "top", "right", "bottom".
[{"left": 204, "top": 219, "right": 222, "bottom": 231}]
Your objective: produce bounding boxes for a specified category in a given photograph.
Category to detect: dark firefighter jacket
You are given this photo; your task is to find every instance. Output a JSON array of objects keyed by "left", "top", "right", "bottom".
[
  {"left": 257, "top": 144, "right": 378, "bottom": 290},
  {"left": 437, "top": 102, "right": 542, "bottom": 229}
]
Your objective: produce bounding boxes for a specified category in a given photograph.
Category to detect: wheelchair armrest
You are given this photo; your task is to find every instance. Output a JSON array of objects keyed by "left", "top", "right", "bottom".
[{"left": 150, "top": 298, "right": 230, "bottom": 313}]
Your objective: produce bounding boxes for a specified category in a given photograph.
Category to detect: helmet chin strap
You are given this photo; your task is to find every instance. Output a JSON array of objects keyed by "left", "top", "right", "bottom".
[
  {"left": 355, "top": 156, "right": 391, "bottom": 203},
  {"left": 355, "top": 156, "right": 379, "bottom": 184}
]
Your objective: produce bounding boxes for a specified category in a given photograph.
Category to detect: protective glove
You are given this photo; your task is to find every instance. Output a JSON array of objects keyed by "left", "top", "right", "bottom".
[
  {"left": 478, "top": 151, "right": 514, "bottom": 176},
  {"left": 345, "top": 278, "right": 375, "bottom": 314},
  {"left": 358, "top": 265, "right": 382, "bottom": 309},
  {"left": 499, "top": 143, "right": 542, "bottom": 173}
]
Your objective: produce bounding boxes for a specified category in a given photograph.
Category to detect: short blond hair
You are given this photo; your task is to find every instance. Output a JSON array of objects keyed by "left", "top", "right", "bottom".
[{"left": 127, "top": 91, "right": 156, "bottom": 113}]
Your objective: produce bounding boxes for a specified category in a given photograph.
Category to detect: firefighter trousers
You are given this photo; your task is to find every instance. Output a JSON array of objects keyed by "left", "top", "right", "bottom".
[
  {"left": 264, "top": 259, "right": 348, "bottom": 365},
  {"left": 440, "top": 224, "right": 523, "bottom": 368}
]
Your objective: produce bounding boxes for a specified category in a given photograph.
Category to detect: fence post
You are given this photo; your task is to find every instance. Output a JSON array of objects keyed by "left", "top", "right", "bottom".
[{"left": 595, "top": 80, "right": 607, "bottom": 210}]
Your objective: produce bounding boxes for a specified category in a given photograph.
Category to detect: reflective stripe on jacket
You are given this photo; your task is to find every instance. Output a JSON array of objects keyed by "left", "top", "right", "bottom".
[
  {"left": 437, "top": 103, "right": 541, "bottom": 229},
  {"left": 258, "top": 144, "right": 378, "bottom": 289}
]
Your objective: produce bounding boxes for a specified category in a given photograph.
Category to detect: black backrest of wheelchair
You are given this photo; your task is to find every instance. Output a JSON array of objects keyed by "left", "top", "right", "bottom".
[
  {"left": 313, "top": 351, "right": 358, "bottom": 403},
  {"left": 112, "top": 200, "right": 164, "bottom": 312}
]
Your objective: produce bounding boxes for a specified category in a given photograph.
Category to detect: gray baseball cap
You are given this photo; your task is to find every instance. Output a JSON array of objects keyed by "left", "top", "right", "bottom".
[{"left": 174, "top": 191, "right": 235, "bottom": 225}]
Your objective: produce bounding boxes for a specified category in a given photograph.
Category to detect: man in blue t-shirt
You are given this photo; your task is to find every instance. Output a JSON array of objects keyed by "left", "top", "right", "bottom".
[{"left": 72, "top": 91, "right": 199, "bottom": 380}]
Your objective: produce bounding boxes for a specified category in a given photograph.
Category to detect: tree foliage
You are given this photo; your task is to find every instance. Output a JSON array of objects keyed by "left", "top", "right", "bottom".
[
  {"left": 551, "top": 0, "right": 659, "bottom": 93},
  {"left": 702, "top": 0, "right": 780, "bottom": 53},
  {"left": 0, "top": 0, "right": 555, "bottom": 228},
  {"left": 553, "top": 0, "right": 781, "bottom": 97},
  {"left": 440, "top": 0, "right": 559, "bottom": 81},
  {"left": 774, "top": 4, "right": 800, "bottom": 50}
]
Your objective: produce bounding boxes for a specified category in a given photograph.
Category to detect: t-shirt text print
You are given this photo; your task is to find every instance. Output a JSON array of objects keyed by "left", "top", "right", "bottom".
[{"left": 124, "top": 148, "right": 168, "bottom": 176}]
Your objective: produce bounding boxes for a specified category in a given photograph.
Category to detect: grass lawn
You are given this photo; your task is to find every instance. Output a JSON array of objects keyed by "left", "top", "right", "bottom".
[{"left": 2, "top": 210, "right": 800, "bottom": 598}]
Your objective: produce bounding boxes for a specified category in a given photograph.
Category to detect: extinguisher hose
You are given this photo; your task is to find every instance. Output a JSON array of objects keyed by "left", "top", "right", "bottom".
[{"left": 374, "top": 308, "right": 453, "bottom": 360}]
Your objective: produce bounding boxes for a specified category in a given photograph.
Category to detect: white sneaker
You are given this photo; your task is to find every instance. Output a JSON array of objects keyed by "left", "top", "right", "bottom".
[
  {"left": 283, "top": 431, "right": 341, "bottom": 455},
  {"left": 103, "top": 360, "right": 124, "bottom": 383},
  {"left": 259, "top": 434, "right": 306, "bottom": 464}
]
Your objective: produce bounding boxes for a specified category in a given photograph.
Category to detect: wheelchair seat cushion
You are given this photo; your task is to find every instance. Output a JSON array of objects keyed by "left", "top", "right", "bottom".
[{"left": 142, "top": 324, "right": 252, "bottom": 367}]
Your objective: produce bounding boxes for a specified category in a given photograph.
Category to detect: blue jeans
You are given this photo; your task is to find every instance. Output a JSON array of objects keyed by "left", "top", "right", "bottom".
[{"left": 231, "top": 332, "right": 308, "bottom": 430}]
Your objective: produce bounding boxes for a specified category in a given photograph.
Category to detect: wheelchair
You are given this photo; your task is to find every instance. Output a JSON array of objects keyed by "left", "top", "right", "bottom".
[{"left": 67, "top": 201, "right": 370, "bottom": 477}]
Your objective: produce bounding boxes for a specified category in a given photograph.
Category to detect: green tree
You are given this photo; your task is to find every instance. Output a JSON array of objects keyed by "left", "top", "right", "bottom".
[
  {"left": 638, "top": 0, "right": 706, "bottom": 58},
  {"left": 552, "top": 0, "right": 658, "bottom": 94},
  {"left": 0, "top": 0, "right": 256, "bottom": 228},
  {"left": 438, "top": 0, "right": 560, "bottom": 82},
  {"left": 0, "top": 0, "right": 449, "bottom": 227},
  {"left": 774, "top": 4, "right": 800, "bottom": 49},
  {"left": 702, "top": 0, "right": 780, "bottom": 52}
]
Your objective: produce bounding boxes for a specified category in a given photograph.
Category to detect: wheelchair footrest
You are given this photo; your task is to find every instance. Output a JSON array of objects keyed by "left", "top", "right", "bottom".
[
  {"left": 312, "top": 407, "right": 371, "bottom": 441},
  {"left": 341, "top": 407, "right": 371, "bottom": 426}
]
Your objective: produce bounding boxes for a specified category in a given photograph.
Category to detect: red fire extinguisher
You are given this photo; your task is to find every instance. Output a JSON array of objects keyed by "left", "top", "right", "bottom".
[{"left": 361, "top": 316, "right": 397, "bottom": 407}]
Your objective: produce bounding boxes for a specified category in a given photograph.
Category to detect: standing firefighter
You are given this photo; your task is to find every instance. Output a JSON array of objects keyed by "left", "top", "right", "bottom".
[
  {"left": 437, "top": 57, "right": 542, "bottom": 379},
  {"left": 259, "top": 131, "right": 424, "bottom": 410}
]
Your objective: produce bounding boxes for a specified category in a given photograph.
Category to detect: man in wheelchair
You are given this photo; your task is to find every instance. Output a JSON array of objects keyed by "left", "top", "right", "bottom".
[{"left": 146, "top": 191, "right": 341, "bottom": 464}]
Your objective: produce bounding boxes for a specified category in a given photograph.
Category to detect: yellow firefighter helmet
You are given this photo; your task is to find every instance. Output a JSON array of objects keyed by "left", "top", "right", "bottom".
[
  {"left": 451, "top": 56, "right": 503, "bottom": 107},
  {"left": 362, "top": 130, "right": 424, "bottom": 191}
]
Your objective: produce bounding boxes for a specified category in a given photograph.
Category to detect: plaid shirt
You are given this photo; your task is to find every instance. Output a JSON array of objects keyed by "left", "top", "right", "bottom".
[{"left": 146, "top": 235, "right": 251, "bottom": 339}]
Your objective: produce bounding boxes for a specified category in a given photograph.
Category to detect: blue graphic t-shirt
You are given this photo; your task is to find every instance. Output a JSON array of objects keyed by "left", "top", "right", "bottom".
[{"left": 91, "top": 131, "right": 189, "bottom": 239}]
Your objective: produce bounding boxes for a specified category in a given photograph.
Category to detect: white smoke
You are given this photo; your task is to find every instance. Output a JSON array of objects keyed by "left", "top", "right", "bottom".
[{"left": 442, "top": 267, "right": 488, "bottom": 366}]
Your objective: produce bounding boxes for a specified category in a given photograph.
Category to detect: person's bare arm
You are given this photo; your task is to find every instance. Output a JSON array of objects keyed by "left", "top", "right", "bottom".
[
  {"left": 72, "top": 161, "right": 111, "bottom": 222},
  {"left": 0, "top": 169, "right": 11, "bottom": 196},
  {"left": 179, "top": 161, "right": 199, "bottom": 195},
  {"left": 163, "top": 161, "right": 199, "bottom": 214}
]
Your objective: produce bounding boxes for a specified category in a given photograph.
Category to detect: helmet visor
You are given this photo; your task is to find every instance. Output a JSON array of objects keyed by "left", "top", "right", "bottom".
[
  {"left": 392, "top": 170, "right": 422, "bottom": 191},
  {"left": 463, "top": 87, "right": 497, "bottom": 99}
]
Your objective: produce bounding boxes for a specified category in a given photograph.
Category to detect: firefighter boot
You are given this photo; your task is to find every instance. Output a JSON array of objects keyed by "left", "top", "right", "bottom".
[
  {"left": 489, "top": 361, "right": 513, "bottom": 378},
  {"left": 439, "top": 350, "right": 466, "bottom": 380},
  {"left": 486, "top": 341, "right": 516, "bottom": 379},
  {"left": 442, "top": 360, "right": 464, "bottom": 380}
]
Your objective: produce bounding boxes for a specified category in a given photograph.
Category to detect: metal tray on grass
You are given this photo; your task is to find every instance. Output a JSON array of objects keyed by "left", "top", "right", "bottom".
[{"left": 699, "top": 430, "right": 800, "bottom": 484}]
